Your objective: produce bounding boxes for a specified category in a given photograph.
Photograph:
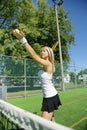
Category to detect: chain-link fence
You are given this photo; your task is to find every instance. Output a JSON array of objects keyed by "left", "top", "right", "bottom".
[{"left": 0, "top": 55, "right": 87, "bottom": 99}]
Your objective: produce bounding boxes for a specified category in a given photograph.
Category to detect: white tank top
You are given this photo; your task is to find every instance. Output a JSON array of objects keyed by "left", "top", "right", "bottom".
[{"left": 38, "top": 70, "right": 57, "bottom": 98}]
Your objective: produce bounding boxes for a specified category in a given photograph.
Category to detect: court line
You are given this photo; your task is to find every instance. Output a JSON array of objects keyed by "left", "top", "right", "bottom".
[{"left": 70, "top": 116, "right": 87, "bottom": 128}]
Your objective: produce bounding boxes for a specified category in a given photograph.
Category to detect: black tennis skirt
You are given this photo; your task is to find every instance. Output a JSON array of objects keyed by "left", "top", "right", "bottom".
[{"left": 41, "top": 94, "right": 62, "bottom": 113}]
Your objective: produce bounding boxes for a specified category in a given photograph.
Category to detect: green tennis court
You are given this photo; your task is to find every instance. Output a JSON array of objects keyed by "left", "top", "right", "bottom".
[{"left": 8, "top": 87, "right": 87, "bottom": 130}]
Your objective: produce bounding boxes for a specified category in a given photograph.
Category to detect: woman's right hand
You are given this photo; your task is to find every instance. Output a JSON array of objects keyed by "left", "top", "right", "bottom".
[{"left": 12, "top": 29, "right": 25, "bottom": 39}]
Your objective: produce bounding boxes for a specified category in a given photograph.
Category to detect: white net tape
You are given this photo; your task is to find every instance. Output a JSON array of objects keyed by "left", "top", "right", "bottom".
[{"left": 0, "top": 99, "right": 73, "bottom": 130}]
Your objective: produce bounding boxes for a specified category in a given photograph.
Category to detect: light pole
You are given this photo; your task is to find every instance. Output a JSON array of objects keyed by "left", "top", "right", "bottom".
[{"left": 52, "top": 0, "right": 65, "bottom": 91}]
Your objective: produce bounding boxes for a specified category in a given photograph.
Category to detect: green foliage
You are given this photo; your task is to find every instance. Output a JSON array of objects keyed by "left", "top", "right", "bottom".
[
  {"left": 69, "top": 72, "right": 76, "bottom": 83},
  {"left": 78, "top": 69, "right": 87, "bottom": 75},
  {"left": 0, "top": 0, "right": 21, "bottom": 27},
  {"left": 0, "top": 0, "right": 75, "bottom": 64}
]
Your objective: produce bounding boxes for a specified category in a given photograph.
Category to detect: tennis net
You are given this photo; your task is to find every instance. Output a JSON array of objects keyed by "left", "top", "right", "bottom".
[{"left": 0, "top": 99, "right": 73, "bottom": 130}]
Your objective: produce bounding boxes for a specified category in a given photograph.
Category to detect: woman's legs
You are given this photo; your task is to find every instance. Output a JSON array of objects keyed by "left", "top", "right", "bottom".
[
  {"left": 42, "top": 111, "right": 54, "bottom": 121},
  {"left": 51, "top": 113, "right": 55, "bottom": 122}
]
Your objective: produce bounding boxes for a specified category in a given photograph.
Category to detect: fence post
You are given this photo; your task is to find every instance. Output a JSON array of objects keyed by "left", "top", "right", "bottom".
[{"left": 24, "top": 58, "right": 27, "bottom": 98}]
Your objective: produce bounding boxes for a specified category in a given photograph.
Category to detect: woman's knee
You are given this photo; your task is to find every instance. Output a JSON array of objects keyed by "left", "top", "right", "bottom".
[{"left": 42, "top": 111, "right": 53, "bottom": 120}]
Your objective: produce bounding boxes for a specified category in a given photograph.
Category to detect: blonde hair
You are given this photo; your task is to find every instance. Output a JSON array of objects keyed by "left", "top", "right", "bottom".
[{"left": 43, "top": 46, "right": 55, "bottom": 73}]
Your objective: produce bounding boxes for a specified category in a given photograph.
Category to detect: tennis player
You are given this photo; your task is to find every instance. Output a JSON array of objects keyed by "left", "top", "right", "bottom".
[{"left": 12, "top": 29, "right": 61, "bottom": 122}]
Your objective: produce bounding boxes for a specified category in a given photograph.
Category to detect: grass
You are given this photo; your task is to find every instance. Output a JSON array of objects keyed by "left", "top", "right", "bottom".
[{"left": 8, "top": 87, "right": 87, "bottom": 130}]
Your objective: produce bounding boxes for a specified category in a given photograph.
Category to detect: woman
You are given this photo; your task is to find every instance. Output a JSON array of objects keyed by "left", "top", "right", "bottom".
[{"left": 12, "top": 29, "right": 61, "bottom": 121}]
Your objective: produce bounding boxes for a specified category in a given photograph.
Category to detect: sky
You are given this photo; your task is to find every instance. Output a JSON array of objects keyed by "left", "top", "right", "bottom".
[{"left": 48, "top": 0, "right": 87, "bottom": 68}]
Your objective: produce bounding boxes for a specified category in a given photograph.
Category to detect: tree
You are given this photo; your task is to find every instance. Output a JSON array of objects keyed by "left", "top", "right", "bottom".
[
  {"left": 78, "top": 69, "right": 87, "bottom": 75},
  {"left": 69, "top": 72, "right": 76, "bottom": 84},
  {"left": 0, "top": 0, "right": 21, "bottom": 28},
  {"left": 34, "top": 0, "right": 75, "bottom": 64},
  {"left": 0, "top": 0, "right": 75, "bottom": 64}
]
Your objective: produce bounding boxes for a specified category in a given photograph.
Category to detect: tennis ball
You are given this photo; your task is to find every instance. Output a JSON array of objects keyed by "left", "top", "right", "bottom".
[{"left": 15, "top": 29, "right": 20, "bottom": 33}]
